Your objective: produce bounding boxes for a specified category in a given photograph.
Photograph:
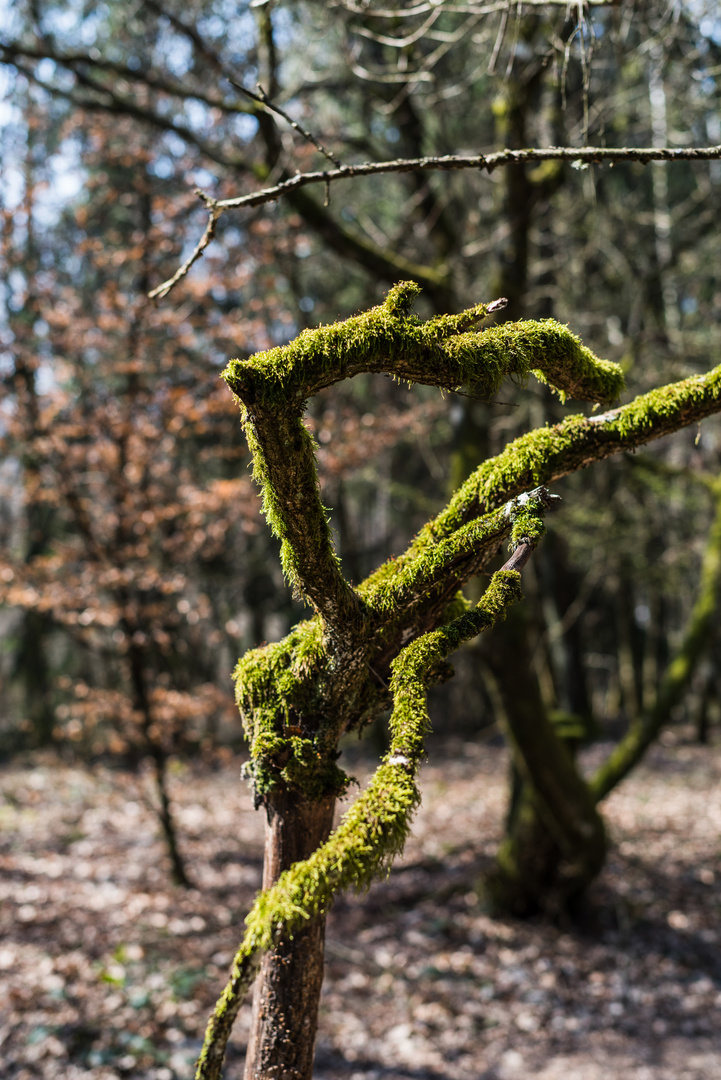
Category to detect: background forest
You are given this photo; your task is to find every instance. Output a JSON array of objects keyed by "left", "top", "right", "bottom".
[{"left": 1, "top": 1, "right": 721, "bottom": 1079}]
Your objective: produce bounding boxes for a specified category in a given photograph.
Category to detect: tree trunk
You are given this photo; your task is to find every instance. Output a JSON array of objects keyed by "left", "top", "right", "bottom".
[
  {"left": 244, "top": 790, "right": 336, "bottom": 1080},
  {"left": 151, "top": 748, "right": 190, "bottom": 889},
  {"left": 484, "top": 608, "right": 606, "bottom": 915},
  {"left": 590, "top": 483, "right": 721, "bottom": 802},
  {"left": 127, "top": 641, "right": 191, "bottom": 888}
]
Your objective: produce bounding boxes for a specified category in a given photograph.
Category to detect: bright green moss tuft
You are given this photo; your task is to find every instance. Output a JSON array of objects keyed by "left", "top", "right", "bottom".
[
  {"left": 231, "top": 619, "right": 349, "bottom": 800},
  {"left": 223, "top": 282, "right": 623, "bottom": 411}
]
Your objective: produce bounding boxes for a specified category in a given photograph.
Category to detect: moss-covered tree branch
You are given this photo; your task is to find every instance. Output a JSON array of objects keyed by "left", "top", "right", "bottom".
[
  {"left": 195, "top": 567, "right": 525, "bottom": 1080},
  {"left": 589, "top": 478, "right": 721, "bottom": 803},
  {"left": 417, "top": 366, "right": 721, "bottom": 548},
  {"left": 223, "top": 281, "right": 623, "bottom": 410},
  {"left": 361, "top": 488, "right": 557, "bottom": 623},
  {"left": 222, "top": 282, "right": 623, "bottom": 635}
]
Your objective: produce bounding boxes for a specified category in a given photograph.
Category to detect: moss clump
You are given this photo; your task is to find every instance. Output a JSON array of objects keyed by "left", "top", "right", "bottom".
[
  {"left": 504, "top": 486, "right": 561, "bottom": 550},
  {"left": 233, "top": 620, "right": 350, "bottom": 801}
]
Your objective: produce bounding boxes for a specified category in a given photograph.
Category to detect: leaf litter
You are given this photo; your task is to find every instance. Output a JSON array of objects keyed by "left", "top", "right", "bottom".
[{"left": 0, "top": 729, "right": 719, "bottom": 1080}]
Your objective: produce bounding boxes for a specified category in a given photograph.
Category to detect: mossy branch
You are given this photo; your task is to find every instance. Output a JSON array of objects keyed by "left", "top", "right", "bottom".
[
  {"left": 589, "top": 478, "right": 721, "bottom": 803},
  {"left": 224, "top": 281, "right": 623, "bottom": 409},
  {"left": 415, "top": 366, "right": 721, "bottom": 548},
  {"left": 240, "top": 405, "right": 361, "bottom": 636},
  {"left": 361, "top": 487, "right": 558, "bottom": 619},
  {"left": 195, "top": 567, "right": 525, "bottom": 1080},
  {"left": 355, "top": 366, "right": 721, "bottom": 614},
  {"left": 222, "top": 283, "right": 622, "bottom": 632},
  {"left": 230, "top": 490, "right": 557, "bottom": 807}
]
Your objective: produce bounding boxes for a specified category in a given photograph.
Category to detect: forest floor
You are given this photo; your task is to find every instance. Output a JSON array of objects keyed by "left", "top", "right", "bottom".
[{"left": 1, "top": 728, "right": 720, "bottom": 1080}]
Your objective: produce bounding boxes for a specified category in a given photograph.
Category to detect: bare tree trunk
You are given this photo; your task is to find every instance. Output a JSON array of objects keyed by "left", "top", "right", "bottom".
[
  {"left": 484, "top": 607, "right": 606, "bottom": 915},
  {"left": 244, "top": 790, "right": 336, "bottom": 1080},
  {"left": 127, "top": 641, "right": 191, "bottom": 888}
]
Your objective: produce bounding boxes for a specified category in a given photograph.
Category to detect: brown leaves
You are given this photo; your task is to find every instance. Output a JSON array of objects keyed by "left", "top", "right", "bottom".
[
  {"left": 1, "top": 737, "right": 719, "bottom": 1077},
  {"left": 309, "top": 398, "right": 445, "bottom": 479}
]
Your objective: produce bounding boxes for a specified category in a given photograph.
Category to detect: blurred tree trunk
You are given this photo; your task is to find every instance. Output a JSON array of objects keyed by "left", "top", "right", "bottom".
[
  {"left": 11, "top": 108, "right": 56, "bottom": 747},
  {"left": 484, "top": 607, "right": 606, "bottom": 915},
  {"left": 127, "top": 637, "right": 191, "bottom": 888},
  {"left": 486, "top": 479, "right": 721, "bottom": 914},
  {"left": 482, "top": 30, "right": 606, "bottom": 914},
  {"left": 590, "top": 481, "right": 721, "bottom": 802}
]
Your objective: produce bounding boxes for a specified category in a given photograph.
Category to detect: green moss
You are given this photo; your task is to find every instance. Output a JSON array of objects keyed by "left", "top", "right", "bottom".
[
  {"left": 232, "top": 619, "right": 349, "bottom": 800},
  {"left": 613, "top": 369, "right": 721, "bottom": 437},
  {"left": 196, "top": 566, "right": 525, "bottom": 1080},
  {"left": 504, "top": 487, "right": 560, "bottom": 550},
  {"left": 410, "top": 361, "right": 721, "bottom": 554},
  {"left": 223, "top": 281, "right": 623, "bottom": 411},
  {"left": 359, "top": 504, "right": 510, "bottom": 612},
  {"left": 238, "top": 402, "right": 351, "bottom": 614}
]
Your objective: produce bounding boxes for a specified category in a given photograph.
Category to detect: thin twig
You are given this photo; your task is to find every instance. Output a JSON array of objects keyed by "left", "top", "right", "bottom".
[
  {"left": 338, "top": 1, "right": 614, "bottom": 13},
  {"left": 149, "top": 194, "right": 220, "bottom": 301},
  {"left": 150, "top": 144, "right": 721, "bottom": 299},
  {"left": 232, "top": 79, "right": 343, "bottom": 167}
]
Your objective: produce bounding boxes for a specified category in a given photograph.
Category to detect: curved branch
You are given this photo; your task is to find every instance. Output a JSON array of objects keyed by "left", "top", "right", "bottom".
[
  {"left": 221, "top": 281, "right": 621, "bottom": 629},
  {"left": 222, "top": 283, "right": 621, "bottom": 630},
  {"left": 237, "top": 397, "right": 362, "bottom": 638},
  {"left": 361, "top": 487, "right": 560, "bottom": 619},
  {"left": 589, "top": 478, "right": 721, "bottom": 803},
  {"left": 223, "top": 281, "right": 623, "bottom": 409}
]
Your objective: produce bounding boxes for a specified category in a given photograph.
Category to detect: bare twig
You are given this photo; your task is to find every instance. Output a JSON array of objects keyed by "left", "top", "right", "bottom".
[
  {"left": 231, "top": 80, "right": 343, "bottom": 167},
  {"left": 150, "top": 144, "right": 721, "bottom": 299},
  {"left": 149, "top": 195, "right": 220, "bottom": 301},
  {"left": 338, "top": 1, "right": 615, "bottom": 15}
]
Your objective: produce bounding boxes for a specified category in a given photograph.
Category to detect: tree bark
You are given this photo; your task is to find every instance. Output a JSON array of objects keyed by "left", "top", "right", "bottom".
[
  {"left": 484, "top": 607, "right": 606, "bottom": 915},
  {"left": 244, "top": 790, "right": 336, "bottom": 1080},
  {"left": 127, "top": 641, "right": 191, "bottom": 888}
]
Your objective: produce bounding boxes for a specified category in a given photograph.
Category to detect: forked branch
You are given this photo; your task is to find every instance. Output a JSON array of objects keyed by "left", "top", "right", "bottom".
[
  {"left": 150, "top": 145, "right": 721, "bottom": 299},
  {"left": 222, "top": 282, "right": 622, "bottom": 632}
]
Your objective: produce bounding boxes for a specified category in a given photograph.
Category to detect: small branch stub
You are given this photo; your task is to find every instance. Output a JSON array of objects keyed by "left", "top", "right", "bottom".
[{"left": 501, "top": 541, "right": 535, "bottom": 574}]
